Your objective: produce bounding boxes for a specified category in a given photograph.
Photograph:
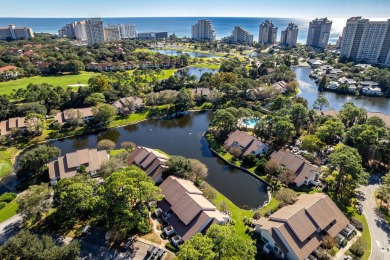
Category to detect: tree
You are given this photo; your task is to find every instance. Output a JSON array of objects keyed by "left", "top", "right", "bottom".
[
  {"left": 316, "top": 118, "right": 344, "bottom": 145},
  {"left": 0, "top": 230, "right": 80, "bottom": 260},
  {"left": 210, "top": 109, "right": 237, "bottom": 139},
  {"left": 328, "top": 144, "right": 368, "bottom": 200},
  {"left": 84, "top": 92, "right": 106, "bottom": 106},
  {"left": 165, "top": 156, "right": 193, "bottom": 179},
  {"left": 206, "top": 225, "right": 256, "bottom": 260},
  {"left": 97, "top": 139, "right": 116, "bottom": 151},
  {"left": 121, "top": 141, "right": 136, "bottom": 151},
  {"left": 68, "top": 60, "right": 85, "bottom": 74},
  {"left": 366, "top": 116, "right": 386, "bottom": 128},
  {"left": 25, "top": 113, "right": 46, "bottom": 134},
  {"left": 64, "top": 109, "right": 84, "bottom": 126},
  {"left": 92, "top": 103, "right": 116, "bottom": 126},
  {"left": 229, "top": 146, "right": 242, "bottom": 158},
  {"left": 318, "top": 75, "right": 327, "bottom": 90},
  {"left": 273, "top": 118, "right": 296, "bottom": 146},
  {"left": 175, "top": 88, "right": 193, "bottom": 113},
  {"left": 301, "top": 135, "right": 325, "bottom": 153},
  {"left": 98, "top": 157, "right": 125, "bottom": 178},
  {"left": 313, "top": 96, "right": 329, "bottom": 111},
  {"left": 18, "top": 145, "right": 60, "bottom": 176},
  {"left": 17, "top": 184, "right": 51, "bottom": 225},
  {"left": 199, "top": 182, "right": 217, "bottom": 201},
  {"left": 189, "top": 159, "right": 208, "bottom": 181},
  {"left": 53, "top": 177, "right": 98, "bottom": 226},
  {"left": 88, "top": 75, "right": 112, "bottom": 92},
  {"left": 339, "top": 102, "right": 367, "bottom": 127},
  {"left": 96, "top": 166, "right": 163, "bottom": 236},
  {"left": 178, "top": 234, "right": 215, "bottom": 260},
  {"left": 290, "top": 103, "right": 308, "bottom": 133},
  {"left": 275, "top": 189, "right": 297, "bottom": 205}
]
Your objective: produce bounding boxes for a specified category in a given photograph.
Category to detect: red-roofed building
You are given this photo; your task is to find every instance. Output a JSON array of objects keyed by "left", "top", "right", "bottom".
[{"left": 0, "top": 65, "right": 19, "bottom": 79}]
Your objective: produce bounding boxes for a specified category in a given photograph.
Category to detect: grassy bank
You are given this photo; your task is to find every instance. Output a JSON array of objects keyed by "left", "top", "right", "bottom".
[
  {"left": 0, "top": 147, "right": 19, "bottom": 179},
  {"left": 0, "top": 201, "right": 19, "bottom": 223},
  {"left": 213, "top": 190, "right": 279, "bottom": 239},
  {"left": 346, "top": 213, "right": 371, "bottom": 260},
  {"left": 0, "top": 72, "right": 97, "bottom": 95}
]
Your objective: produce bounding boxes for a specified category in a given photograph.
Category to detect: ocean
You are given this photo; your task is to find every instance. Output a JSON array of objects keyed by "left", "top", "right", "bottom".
[{"left": 0, "top": 17, "right": 348, "bottom": 44}]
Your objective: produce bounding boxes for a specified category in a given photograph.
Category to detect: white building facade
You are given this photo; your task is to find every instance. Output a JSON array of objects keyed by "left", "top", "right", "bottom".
[
  {"left": 306, "top": 18, "right": 332, "bottom": 49},
  {"left": 104, "top": 26, "right": 121, "bottom": 42},
  {"left": 119, "top": 24, "right": 136, "bottom": 39},
  {"left": 232, "top": 26, "right": 253, "bottom": 44},
  {"left": 191, "top": 20, "right": 216, "bottom": 41},
  {"left": 0, "top": 24, "right": 34, "bottom": 40},
  {"left": 85, "top": 18, "right": 105, "bottom": 45},
  {"left": 340, "top": 17, "right": 390, "bottom": 67},
  {"left": 258, "top": 20, "right": 277, "bottom": 45},
  {"left": 280, "top": 22, "right": 298, "bottom": 47}
]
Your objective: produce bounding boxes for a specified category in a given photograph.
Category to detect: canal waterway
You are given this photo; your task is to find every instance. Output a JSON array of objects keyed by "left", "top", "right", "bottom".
[{"left": 294, "top": 67, "right": 390, "bottom": 114}]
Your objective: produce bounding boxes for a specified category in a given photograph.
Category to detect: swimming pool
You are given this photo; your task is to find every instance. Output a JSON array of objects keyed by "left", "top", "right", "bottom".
[{"left": 240, "top": 118, "right": 259, "bottom": 129}]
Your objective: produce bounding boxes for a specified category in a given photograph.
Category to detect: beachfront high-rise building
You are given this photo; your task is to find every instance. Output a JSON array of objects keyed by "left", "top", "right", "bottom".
[
  {"left": 58, "top": 23, "right": 76, "bottom": 38},
  {"left": 119, "top": 24, "right": 136, "bottom": 39},
  {"left": 74, "top": 20, "right": 86, "bottom": 41},
  {"left": 258, "top": 20, "right": 278, "bottom": 45},
  {"left": 191, "top": 20, "right": 216, "bottom": 41},
  {"left": 280, "top": 23, "right": 299, "bottom": 47},
  {"left": 85, "top": 18, "right": 105, "bottom": 45},
  {"left": 222, "top": 26, "right": 253, "bottom": 44},
  {"left": 104, "top": 26, "right": 121, "bottom": 42},
  {"left": 232, "top": 26, "right": 253, "bottom": 44},
  {"left": 0, "top": 24, "right": 34, "bottom": 40},
  {"left": 306, "top": 18, "right": 332, "bottom": 49},
  {"left": 340, "top": 17, "right": 390, "bottom": 67}
]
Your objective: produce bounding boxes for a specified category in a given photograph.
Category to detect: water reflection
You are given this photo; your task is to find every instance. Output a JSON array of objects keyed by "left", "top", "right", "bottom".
[
  {"left": 294, "top": 67, "right": 390, "bottom": 113},
  {"left": 42, "top": 112, "right": 268, "bottom": 209}
]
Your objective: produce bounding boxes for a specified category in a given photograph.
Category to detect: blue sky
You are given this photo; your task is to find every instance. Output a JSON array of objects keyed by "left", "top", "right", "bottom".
[{"left": 1, "top": 0, "right": 389, "bottom": 18}]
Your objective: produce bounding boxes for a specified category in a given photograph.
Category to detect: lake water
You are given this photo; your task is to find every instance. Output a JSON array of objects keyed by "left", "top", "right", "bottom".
[
  {"left": 152, "top": 49, "right": 220, "bottom": 58},
  {"left": 3, "top": 112, "right": 268, "bottom": 209},
  {"left": 294, "top": 67, "right": 390, "bottom": 114},
  {"left": 176, "top": 67, "right": 217, "bottom": 79}
]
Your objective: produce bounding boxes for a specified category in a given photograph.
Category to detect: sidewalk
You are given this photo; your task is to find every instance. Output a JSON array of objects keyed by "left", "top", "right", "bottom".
[{"left": 333, "top": 231, "right": 361, "bottom": 260}]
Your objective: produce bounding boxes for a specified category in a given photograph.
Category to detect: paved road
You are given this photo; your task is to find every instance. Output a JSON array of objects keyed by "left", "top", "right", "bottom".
[
  {"left": 357, "top": 174, "right": 390, "bottom": 260},
  {"left": 0, "top": 214, "right": 22, "bottom": 245}
]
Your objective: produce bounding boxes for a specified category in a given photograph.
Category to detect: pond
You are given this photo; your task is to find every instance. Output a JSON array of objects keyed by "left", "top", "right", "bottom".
[
  {"left": 293, "top": 67, "right": 390, "bottom": 114},
  {"left": 175, "top": 67, "right": 217, "bottom": 79},
  {"left": 151, "top": 49, "right": 220, "bottom": 58},
  {"left": 2, "top": 112, "right": 269, "bottom": 209}
]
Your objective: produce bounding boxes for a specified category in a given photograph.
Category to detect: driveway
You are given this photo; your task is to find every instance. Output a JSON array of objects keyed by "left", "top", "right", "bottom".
[
  {"left": 357, "top": 174, "right": 390, "bottom": 260},
  {"left": 0, "top": 214, "right": 22, "bottom": 245}
]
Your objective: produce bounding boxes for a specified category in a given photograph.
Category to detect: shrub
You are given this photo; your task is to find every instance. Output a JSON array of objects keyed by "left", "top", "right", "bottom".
[
  {"left": 350, "top": 217, "right": 363, "bottom": 231},
  {"left": 242, "top": 154, "right": 258, "bottom": 167},
  {"left": 0, "top": 202, "right": 7, "bottom": 210},
  {"left": 321, "top": 235, "right": 334, "bottom": 249},
  {"left": 97, "top": 139, "right": 116, "bottom": 151},
  {"left": 350, "top": 237, "right": 366, "bottom": 257},
  {"left": 264, "top": 211, "right": 271, "bottom": 217},
  {"left": 165, "top": 242, "right": 178, "bottom": 252},
  {"left": 253, "top": 211, "right": 261, "bottom": 220},
  {"left": 0, "top": 192, "right": 17, "bottom": 203}
]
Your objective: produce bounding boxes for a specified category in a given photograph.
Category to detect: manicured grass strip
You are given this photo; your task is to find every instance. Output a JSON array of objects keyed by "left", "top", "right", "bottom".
[
  {"left": 0, "top": 147, "right": 18, "bottom": 179},
  {"left": 346, "top": 213, "right": 371, "bottom": 260},
  {"left": 0, "top": 72, "right": 97, "bottom": 95},
  {"left": 0, "top": 201, "right": 19, "bottom": 223},
  {"left": 191, "top": 63, "right": 220, "bottom": 70},
  {"left": 213, "top": 190, "right": 279, "bottom": 238},
  {"left": 109, "top": 111, "right": 149, "bottom": 128}
]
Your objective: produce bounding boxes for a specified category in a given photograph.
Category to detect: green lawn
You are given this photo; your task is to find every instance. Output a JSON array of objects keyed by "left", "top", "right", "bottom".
[
  {"left": 109, "top": 111, "right": 149, "bottom": 128},
  {"left": 0, "top": 201, "right": 19, "bottom": 223},
  {"left": 345, "top": 213, "right": 371, "bottom": 260},
  {"left": 0, "top": 147, "right": 18, "bottom": 179},
  {"left": 0, "top": 72, "right": 97, "bottom": 95},
  {"left": 213, "top": 190, "right": 279, "bottom": 238},
  {"left": 191, "top": 63, "right": 220, "bottom": 70}
]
